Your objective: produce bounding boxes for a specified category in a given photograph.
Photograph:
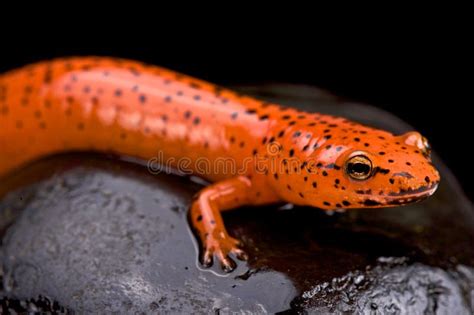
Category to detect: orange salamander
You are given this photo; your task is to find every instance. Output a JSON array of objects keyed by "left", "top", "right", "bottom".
[{"left": 0, "top": 57, "right": 440, "bottom": 272}]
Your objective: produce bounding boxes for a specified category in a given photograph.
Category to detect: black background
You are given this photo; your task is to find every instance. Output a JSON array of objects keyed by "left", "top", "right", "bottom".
[{"left": 1, "top": 26, "right": 471, "bottom": 198}]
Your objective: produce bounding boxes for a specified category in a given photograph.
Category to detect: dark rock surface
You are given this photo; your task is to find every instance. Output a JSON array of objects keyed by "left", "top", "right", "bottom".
[{"left": 0, "top": 85, "right": 473, "bottom": 314}]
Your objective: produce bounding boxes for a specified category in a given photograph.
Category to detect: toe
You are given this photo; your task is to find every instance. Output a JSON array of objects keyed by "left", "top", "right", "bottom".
[
  {"left": 232, "top": 248, "right": 248, "bottom": 261},
  {"left": 201, "top": 249, "right": 214, "bottom": 267},
  {"left": 220, "top": 255, "right": 237, "bottom": 273}
]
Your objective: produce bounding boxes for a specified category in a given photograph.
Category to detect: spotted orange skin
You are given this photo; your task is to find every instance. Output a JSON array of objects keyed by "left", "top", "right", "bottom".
[{"left": 0, "top": 57, "right": 440, "bottom": 272}]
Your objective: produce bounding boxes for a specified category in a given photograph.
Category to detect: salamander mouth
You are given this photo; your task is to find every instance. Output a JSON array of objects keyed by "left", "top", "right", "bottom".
[{"left": 358, "top": 181, "right": 439, "bottom": 207}]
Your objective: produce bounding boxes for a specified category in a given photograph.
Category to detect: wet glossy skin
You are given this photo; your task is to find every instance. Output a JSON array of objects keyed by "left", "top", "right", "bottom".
[{"left": 0, "top": 57, "right": 440, "bottom": 272}]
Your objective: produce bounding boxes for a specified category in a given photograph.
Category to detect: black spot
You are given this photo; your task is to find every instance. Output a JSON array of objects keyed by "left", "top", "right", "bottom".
[
  {"left": 324, "top": 135, "right": 332, "bottom": 140},
  {"left": 312, "top": 181, "right": 317, "bottom": 188},
  {"left": 287, "top": 184, "right": 292, "bottom": 190},
  {"left": 388, "top": 159, "right": 394, "bottom": 163},
  {"left": 299, "top": 192, "right": 304, "bottom": 198},
  {"left": 336, "top": 203, "right": 342, "bottom": 208},
  {"left": 252, "top": 149, "right": 258, "bottom": 155},
  {"left": 288, "top": 121, "right": 296, "bottom": 126},
  {"left": 323, "top": 201, "right": 331, "bottom": 206},
  {"left": 335, "top": 179, "right": 340, "bottom": 184},
  {"left": 364, "top": 143, "right": 370, "bottom": 147},
  {"left": 325, "top": 145, "right": 332, "bottom": 150},
  {"left": 164, "top": 96, "right": 172, "bottom": 102},
  {"left": 193, "top": 117, "right": 201, "bottom": 125},
  {"left": 184, "top": 111, "right": 191, "bottom": 119},
  {"left": 302, "top": 144, "right": 310, "bottom": 151},
  {"left": 342, "top": 201, "right": 351, "bottom": 206},
  {"left": 289, "top": 149, "right": 295, "bottom": 157},
  {"left": 308, "top": 122, "right": 316, "bottom": 126},
  {"left": 293, "top": 131, "right": 301, "bottom": 138},
  {"left": 43, "top": 67, "right": 53, "bottom": 84},
  {"left": 425, "top": 176, "right": 430, "bottom": 183},
  {"left": 379, "top": 152, "right": 386, "bottom": 156},
  {"left": 377, "top": 168, "right": 390, "bottom": 175},
  {"left": 239, "top": 141, "right": 245, "bottom": 148},
  {"left": 304, "top": 176, "right": 308, "bottom": 182},
  {"left": 354, "top": 137, "right": 360, "bottom": 142},
  {"left": 363, "top": 199, "right": 381, "bottom": 206},
  {"left": 139, "top": 94, "right": 147, "bottom": 103},
  {"left": 389, "top": 178, "right": 395, "bottom": 184},
  {"left": 278, "top": 130, "right": 285, "bottom": 138},
  {"left": 274, "top": 173, "right": 279, "bottom": 180},
  {"left": 193, "top": 95, "right": 201, "bottom": 101},
  {"left": 0, "top": 105, "right": 8, "bottom": 115},
  {"left": 189, "top": 82, "right": 201, "bottom": 89},
  {"left": 282, "top": 115, "right": 291, "bottom": 120},
  {"left": 231, "top": 112, "right": 238, "bottom": 120},
  {"left": 259, "top": 114, "right": 269, "bottom": 120},
  {"left": 115, "top": 89, "right": 122, "bottom": 97},
  {"left": 176, "top": 90, "right": 183, "bottom": 96},
  {"left": 246, "top": 109, "right": 257, "bottom": 114},
  {"left": 322, "top": 171, "right": 328, "bottom": 176},
  {"left": 326, "top": 164, "right": 341, "bottom": 170},
  {"left": 406, "top": 162, "right": 412, "bottom": 166}
]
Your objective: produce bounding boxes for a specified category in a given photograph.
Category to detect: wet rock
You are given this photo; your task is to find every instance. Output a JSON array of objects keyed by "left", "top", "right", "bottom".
[
  {"left": 291, "top": 263, "right": 474, "bottom": 314},
  {"left": 0, "top": 85, "right": 473, "bottom": 313}
]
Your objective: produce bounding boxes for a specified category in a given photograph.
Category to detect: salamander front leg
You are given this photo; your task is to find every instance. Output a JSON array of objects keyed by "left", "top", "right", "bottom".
[{"left": 189, "top": 176, "right": 255, "bottom": 272}]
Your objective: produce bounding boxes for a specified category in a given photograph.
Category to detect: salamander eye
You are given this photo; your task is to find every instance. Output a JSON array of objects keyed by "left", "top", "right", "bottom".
[{"left": 345, "top": 155, "right": 373, "bottom": 180}]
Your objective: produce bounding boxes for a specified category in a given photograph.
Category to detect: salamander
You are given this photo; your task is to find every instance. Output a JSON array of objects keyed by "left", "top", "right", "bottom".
[{"left": 0, "top": 57, "right": 440, "bottom": 272}]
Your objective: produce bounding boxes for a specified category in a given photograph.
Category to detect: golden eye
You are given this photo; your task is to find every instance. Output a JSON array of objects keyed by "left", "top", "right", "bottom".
[{"left": 345, "top": 155, "right": 373, "bottom": 180}]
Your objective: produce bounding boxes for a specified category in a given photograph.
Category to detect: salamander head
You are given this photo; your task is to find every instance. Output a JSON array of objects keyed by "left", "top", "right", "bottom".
[
  {"left": 315, "top": 130, "right": 439, "bottom": 209},
  {"left": 272, "top": 126, "right": 440, "bottom": 210}
]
